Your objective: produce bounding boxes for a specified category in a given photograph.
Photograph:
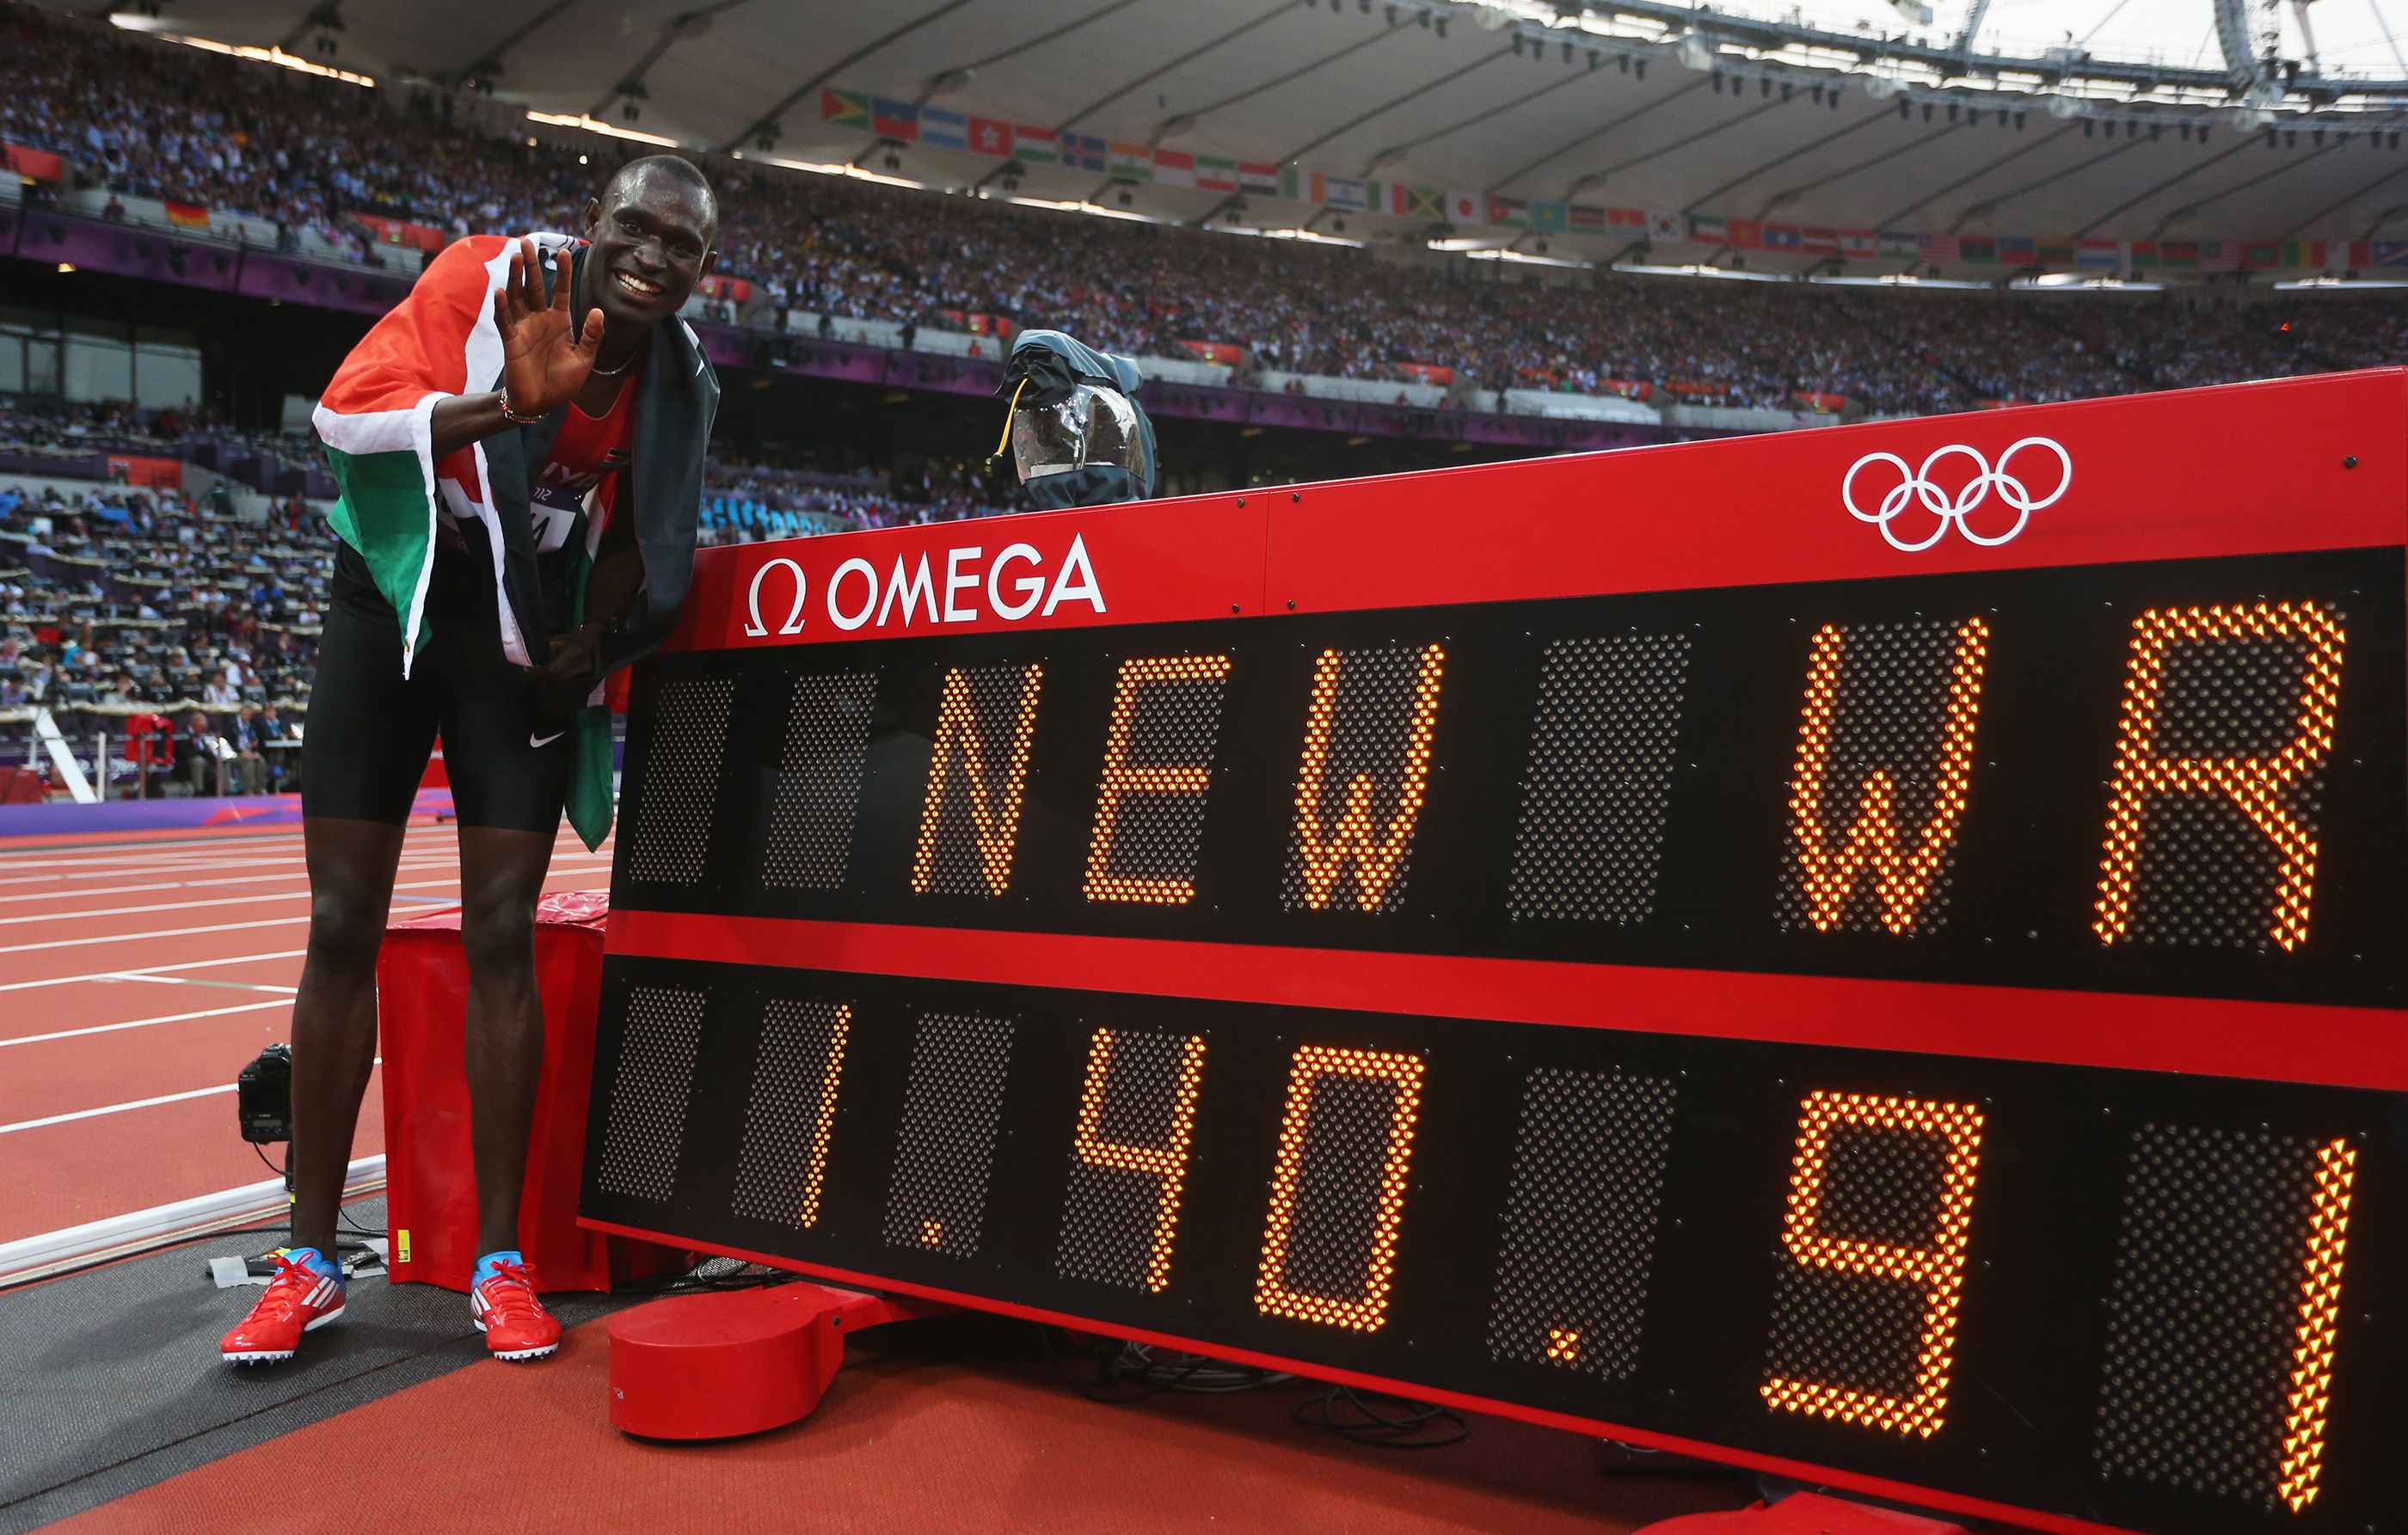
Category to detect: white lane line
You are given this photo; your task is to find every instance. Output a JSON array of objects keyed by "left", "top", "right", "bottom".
[
  {"left": 0, "top": 846, "right": 606, "bottom": 894},
  {"left": 0, "top": 863, "right": 609, "bottom": 939},
  {"left": 0, "top": 837, "right": 597, "bottom": 885},
  {"left": 0, "top": 854, "right": 494, "bottom": 904},
  {"left": 0, "top": 914, "right": 307, "bottom": 956},
  {"left": 0, "top": 1058, "right": 378, "bottom": 1134},
  {"left": 0, "top": 997, "right": 289, "bottom": 1048},
  {"left": 0, "top": 948, "right": 310, "bottom": 993},
  {"left": 95, "top": 973, "right": 298, "bottom": 994},
  {"left": 0, "top": 828, "right": 488, "bottom": 876},
  {"left": 0, "top": 869, "right": 560, "bottom": 928},
  {"left": 0, "top": 1084, "right": 231, "bottom": 1133},
  {"left": 0, "top": 892, "right": 310, "bottom": 926}
]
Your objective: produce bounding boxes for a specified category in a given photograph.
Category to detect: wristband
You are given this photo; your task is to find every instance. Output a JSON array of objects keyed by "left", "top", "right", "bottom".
[{"left": 496, "top": 387, "right": 541, "bottom": 426}]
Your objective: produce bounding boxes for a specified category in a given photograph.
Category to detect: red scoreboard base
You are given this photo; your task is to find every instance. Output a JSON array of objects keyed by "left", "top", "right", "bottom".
[
  {"left": 605, "top": 1282, "right": 953, "bottom": 1440},
  {"left": 1637, "top": 1494, "right": 1970, "bottom": 1534}
]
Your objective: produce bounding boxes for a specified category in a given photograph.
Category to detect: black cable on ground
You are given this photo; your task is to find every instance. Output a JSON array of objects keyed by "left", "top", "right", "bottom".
[
  {"left": 1039, "top": 1328, "right": 1291, "bottom": 1403},
  {"left": 613, "top": 1254, "right": 797, "bottom": 1298},
  {"left": 1114, "top": 1342, "right": 1290, "bottom": 1394},
  {"left": 1290, "top": 1385, "right": 1469, "bottom": 1449},
  {"left": 1041, "top": 1325, "right": 1206, "bottom": 1403}
]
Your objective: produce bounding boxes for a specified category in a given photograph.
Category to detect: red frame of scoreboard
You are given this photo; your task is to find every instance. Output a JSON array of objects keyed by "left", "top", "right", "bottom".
[{"left": 586, "top": 368, "right": 2408, "bottom": 1535}]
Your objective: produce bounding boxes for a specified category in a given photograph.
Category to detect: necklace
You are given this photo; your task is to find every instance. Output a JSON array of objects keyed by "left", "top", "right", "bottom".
[{"left": 589, "top": 351, "right": 636, "bottom": 378}]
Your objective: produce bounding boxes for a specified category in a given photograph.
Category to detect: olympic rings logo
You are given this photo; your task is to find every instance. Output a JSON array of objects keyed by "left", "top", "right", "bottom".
[{"left": 1841, "top": 437, "right": 2072, "bottom": 552}]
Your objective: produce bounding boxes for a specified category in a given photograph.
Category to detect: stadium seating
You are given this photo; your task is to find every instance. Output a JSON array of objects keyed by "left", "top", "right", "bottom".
[{"left": 4, "top": 1, "right": 2403, "bottom": 424}]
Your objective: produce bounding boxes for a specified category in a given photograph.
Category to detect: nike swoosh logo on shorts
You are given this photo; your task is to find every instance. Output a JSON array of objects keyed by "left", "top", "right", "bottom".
[{"left": 530, "top": 731, "right": 566, "bottom": 749}]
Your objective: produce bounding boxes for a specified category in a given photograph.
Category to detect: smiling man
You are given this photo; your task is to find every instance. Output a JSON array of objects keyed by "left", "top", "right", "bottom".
[{"left": 219, "top": 157, "right": 722, "bottom": 1367}]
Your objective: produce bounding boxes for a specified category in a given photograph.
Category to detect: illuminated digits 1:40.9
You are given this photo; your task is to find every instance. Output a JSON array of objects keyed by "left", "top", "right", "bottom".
[{"left": 1761, "top": 1090, "right": 1985, "bottom": 1438}]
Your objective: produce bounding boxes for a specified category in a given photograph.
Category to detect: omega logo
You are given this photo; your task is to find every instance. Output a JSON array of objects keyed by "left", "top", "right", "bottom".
[{"left": 744, "top": 534, "right": 1108, "bottom": 638}]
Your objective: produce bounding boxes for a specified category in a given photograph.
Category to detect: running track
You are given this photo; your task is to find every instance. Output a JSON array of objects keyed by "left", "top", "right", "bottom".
[{"left": 0, "top": 818, "right": 614, "bottom": 1246}]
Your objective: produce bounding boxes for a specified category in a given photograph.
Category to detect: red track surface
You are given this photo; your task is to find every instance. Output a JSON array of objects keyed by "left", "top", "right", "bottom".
[{"left": 0, "top": 816, "right": 613, "bottom": 1245}]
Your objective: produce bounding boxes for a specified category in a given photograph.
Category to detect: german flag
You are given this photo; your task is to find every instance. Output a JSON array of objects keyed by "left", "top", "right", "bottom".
[{"left": 164, "top": 201, "right": 209, "bottom": 229}]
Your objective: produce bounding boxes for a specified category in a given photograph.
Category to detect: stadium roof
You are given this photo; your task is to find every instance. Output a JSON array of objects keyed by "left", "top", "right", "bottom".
[{"left": 75, "top": 0, "right": 2408, "bottom": 265}]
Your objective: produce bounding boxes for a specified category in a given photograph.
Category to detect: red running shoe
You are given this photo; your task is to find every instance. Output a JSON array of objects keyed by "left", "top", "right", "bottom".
[
  {"left": 219, "top": 1249, "right": 346, "bottom": 1366},
  {"left": 470, "top": 1256, "right": 561, "bottom": 1361}
]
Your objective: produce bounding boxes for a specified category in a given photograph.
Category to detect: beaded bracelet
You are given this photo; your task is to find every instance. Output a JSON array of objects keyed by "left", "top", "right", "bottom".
[{"left": 496, "top": 387, "right": 541, "bottom": 426}]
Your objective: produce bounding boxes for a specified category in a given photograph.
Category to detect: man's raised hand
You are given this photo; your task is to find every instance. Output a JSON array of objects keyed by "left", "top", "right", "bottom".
[{"left": 492, "top": 240, "right": 603, "bottom": 420}]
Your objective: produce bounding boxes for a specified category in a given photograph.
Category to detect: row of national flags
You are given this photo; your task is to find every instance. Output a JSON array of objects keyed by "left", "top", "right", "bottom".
[
  {"left": 820, "top": 90, "right": 2408, "bottom": 270},
  {"left": 821, "top": 91, "right": 1285, "bottom": 193}
]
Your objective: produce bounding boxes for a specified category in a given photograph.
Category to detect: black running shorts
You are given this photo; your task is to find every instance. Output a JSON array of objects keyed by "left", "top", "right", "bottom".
[{"left": 301, "top": 543, "right": 572, "bottom": 833}]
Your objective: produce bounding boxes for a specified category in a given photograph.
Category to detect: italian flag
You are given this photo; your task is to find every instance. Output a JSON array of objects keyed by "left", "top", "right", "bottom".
[{"left": 312, "top": 231, "right": 615, "bottom": 847}]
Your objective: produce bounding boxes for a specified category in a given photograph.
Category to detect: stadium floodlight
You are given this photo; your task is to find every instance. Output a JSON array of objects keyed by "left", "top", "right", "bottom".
[
  {"left": 524, "top": 109, "right": 679, "bottom": 148},
  {"left": 2046, "top": 93, "right": 2083, "bottom": 117},
  {"left": 1465, "top": 248, "right": 1593, "bottom": 268},
  {"left": 1864, "top": 73, "right": 1904, "bottom": 101},
  {"left": 1887, "top": 0, "right": 1933, "bottom": 25},
  {"left": 1678, "top": 33, "right": 1713, "bottom": 71},
  {"left": 2275, "top": 274, "right": 2408, "bottom": 289}
]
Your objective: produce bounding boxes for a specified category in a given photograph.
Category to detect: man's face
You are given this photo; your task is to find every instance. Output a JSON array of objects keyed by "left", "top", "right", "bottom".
[{"left": 580, "top": 172, "right": 716, "bottom": 331}]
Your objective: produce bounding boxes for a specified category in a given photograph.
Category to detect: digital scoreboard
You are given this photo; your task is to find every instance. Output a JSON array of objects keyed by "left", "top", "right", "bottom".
[{"left": 581, "top": 370, "right": 2408, "bottom": 1535}]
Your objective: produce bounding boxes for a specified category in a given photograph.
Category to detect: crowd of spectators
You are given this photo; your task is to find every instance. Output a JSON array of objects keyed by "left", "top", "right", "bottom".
[
  {"left": 0, "top": 475, "right": 322, "bottom": 713},
  {"left": 0, "top": 459, "right": 323, "bottom": 795},
  {"left": 698, "top": 457, "right": 1006, "bottom": 545},
  {"left": 7, "top": 1, "right": 2402, "bottom": 421}
]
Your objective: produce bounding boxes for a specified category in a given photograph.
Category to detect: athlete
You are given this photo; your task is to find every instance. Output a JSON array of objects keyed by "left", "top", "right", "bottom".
[{"left": 220, "top": 157, "right": 722, "bottom": 1366}]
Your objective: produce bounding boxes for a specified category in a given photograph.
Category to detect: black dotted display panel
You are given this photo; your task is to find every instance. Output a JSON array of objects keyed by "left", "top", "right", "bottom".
[
  {"left": 594, "top": 984, "right": 706, "bottom": 1202},
  {"left": 612, "top": 549, "right": 2408, "bottom": 1013},
  {"left": 1484, "top": 1069, "right": 1678, "bottom": 1378},
  {"left": 585, "top": 955, "right": 2402, "bottom": 1535},
  {"left": 1507, "top": 635, "right": 1692, "bottom": 925},
  {"left": 1056, "top": 1028, "right": 1202, "bottom": 1292},
  {"left": 624, "top": 678, "right": 735, "bottom": 885},
  {"left": 762, "top": 671, "right": 879, "bottom": 891},
  {"left": 1778, "top": 618, "right": 1981, "bottom": 937},
  {"left": 1762, "top": 1121, "right": 1952, "bottom": 1401},
  {"left": 881, "top": 1011, "right": 1016, "bottom": 1258},
  {"left": 2094, "top": 1124, "right": 2333, "bottom": 1505},
  {"left": 729, "top": 998, "right": 850, "bottom": 1228}
]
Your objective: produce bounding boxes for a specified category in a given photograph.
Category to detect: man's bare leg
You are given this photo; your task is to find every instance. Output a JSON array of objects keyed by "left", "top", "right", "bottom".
[
  {"left": 287, "top": 815, "right": 407, "bottom": 1256},
  {"left": 457, "top": 824, "right": 557, "bottom": 1256}
]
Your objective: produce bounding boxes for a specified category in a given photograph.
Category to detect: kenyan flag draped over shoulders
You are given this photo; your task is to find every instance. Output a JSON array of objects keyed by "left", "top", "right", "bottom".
[
  {"left": 311, "top": 230, "right": 617, "bottom": 848},
  {"left": 312, "top": 232, "right": 564, "bottom": 673}
]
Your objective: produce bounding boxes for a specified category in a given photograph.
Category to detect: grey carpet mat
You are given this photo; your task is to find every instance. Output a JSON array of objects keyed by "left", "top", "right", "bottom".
[{"left": 0, "top": 1200, "right": 629, "bottom": 1532}]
